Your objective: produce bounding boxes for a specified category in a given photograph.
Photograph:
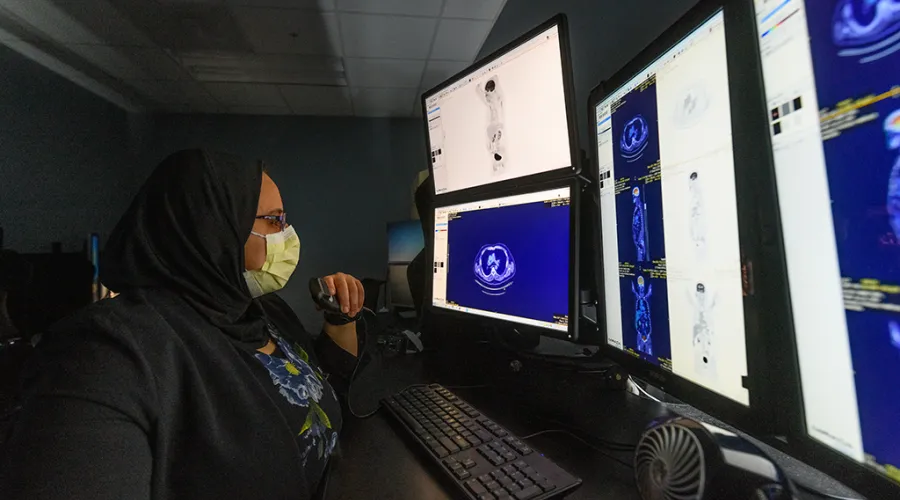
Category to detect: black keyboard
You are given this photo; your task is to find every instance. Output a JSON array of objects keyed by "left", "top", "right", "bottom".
[{"left": 383, "top": 384, "right": 582, "bottom": 500}]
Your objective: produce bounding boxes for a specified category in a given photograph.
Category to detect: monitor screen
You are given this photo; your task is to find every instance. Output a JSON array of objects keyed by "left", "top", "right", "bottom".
[
  {"left": 424, "top": 22, "right": 574, "bottom": 195},
  {"left": 388, "top": 220, "right": 425, "bottom": 264},
  {"left": 432, "top": 187, "right": 571, "bottom": 334},
  {"left": 754, "top": 0, "right": 900, "bottom": 483},
  {"left": 388, "top": 263, "right": 414, "bottom": 308},
  {"left": 594, "top": 10, "right": 749, "bottom": 406}
]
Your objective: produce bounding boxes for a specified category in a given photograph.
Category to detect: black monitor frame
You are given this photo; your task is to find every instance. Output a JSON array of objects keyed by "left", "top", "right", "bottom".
[
  {"left": 421, "top": 14, "right": 581, "bottom": 201},
  {"left": 429, "top": 178, "right": 581, "bottom": 342},
  {"left": 746, "top": 1, "right": 900, "bottom": 497},
  {"left": 586, "top": 0, "right": 777, "bottom": 436}
]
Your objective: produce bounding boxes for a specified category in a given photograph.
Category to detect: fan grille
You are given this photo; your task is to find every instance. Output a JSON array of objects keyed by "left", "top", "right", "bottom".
[{"left": 635, "top": 423, "right": 705, "bottom": 500}]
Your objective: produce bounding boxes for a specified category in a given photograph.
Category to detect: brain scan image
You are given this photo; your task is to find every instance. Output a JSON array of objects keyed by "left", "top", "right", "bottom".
[
  {"left": 478, "top": 77, "right": 507, "bottom": 173},
  {"left": 620, "top": 115, "right": 650, "bottom": 163},
  {"left": 473, "top": 243, "right": 516, "bottom": 296},
  {"left": 632, "top": 186, "right": 650, "bottom": 262},
  {"left": 689, "top": 282, "right": 717, "bottom": 378},
  {"left": 886, "top": 110, "right": 900, "bottom": 239},
  {"left": 673, "top": 83, "right": 710, "bottom": 129},
  {"left": 832, "top": 0, "right": 900, "bottom": 63},
  {"left": 632, "top": 275, "right": 654, "bottom": 355},
  {"left": 689, "top": 172, "right": 708, "bottom": 258}
]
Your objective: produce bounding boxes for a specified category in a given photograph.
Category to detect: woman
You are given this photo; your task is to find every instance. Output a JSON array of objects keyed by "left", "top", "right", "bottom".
[{"left": 0, "top": 150, "right": 365, "bottom": 499}]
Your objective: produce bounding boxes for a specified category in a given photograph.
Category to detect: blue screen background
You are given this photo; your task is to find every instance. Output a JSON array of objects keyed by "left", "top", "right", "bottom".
[
  {"left": 804, "top": 1, "right": 900, "bottom": 471},
  {"left": 445, "top": 201, "right": 570, "bottom": 324},
  {"left": 388, "top": 220, "right": 425, "bottom": 263}
]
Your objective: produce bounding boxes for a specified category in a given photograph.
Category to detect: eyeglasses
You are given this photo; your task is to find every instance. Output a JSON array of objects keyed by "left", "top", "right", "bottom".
[{"left": 256, "top": 213, "right": 287, "bottom": 232}]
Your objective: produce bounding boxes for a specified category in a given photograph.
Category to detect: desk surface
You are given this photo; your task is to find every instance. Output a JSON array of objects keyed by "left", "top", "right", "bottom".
[{"left": 324, "top": 351, "right": 845, "bottom": 500}]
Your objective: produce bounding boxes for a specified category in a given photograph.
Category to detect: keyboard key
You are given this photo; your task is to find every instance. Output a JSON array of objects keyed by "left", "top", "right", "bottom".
[
  {"left": 499, "top": 476, "right": 514, "bottom": 487},
  {"left": 431, "top": 445, "right": 449, "bottom": 458},
  {"left": 491, "top": 470, "right": 506, "bottom": 480},
  {"left": 467, "top": 436, "right": 483, "bottom": 446},
  {"left": 510, "top": 472, "right": 525, "bottom": 483},
  {"left": 488, "top": 455, "right": 505, "bottom": 466},
  {"left": 478, "top": 474, "right": 492, "bottom": 484},
  {"left": 438, "top": 437, "right": 460, "bottom": 453},
  {"left": 478, "top": 494, "right": 495, "bottom": 500},
  {"left": 454, "top": 469, "right": 471, "bottom": 480},
  {"left": 516, "top": 479, "right": 534, "bottom": 489},
  {"left": 491, "top": 488, "right": 507, "bottom": 498},
  {"left": 514, "top": 461, "right": 528, "bottom": 470},
  {"left": 475, "top": 430, "right": 493, "bottom": 442},
  {"left": 496, "top": 496, "right": 513, "bottom": 500},
  {"left": 503, "top": 452, "right": 516, "bottom": 462},
  {"left": 502, "top": 465, "right": 516, "bottom": 475},
  {"left": 466, "top": 480, "right": 488, "bottom": 496},
  {"left": 518, "top": 447, "right": 532, "bottom": 455},
  {"left": 538, "top": 480, "right": 555, "bottom": 492},
  {"left": 521, "top": 467, "right": 537, "bottom": 477},
  {"left": 485, "top": 481, "right": 501, "bottom": 491},
  {"left": 514, "top": 485, "right": 542, "bottom": 499},
  {"left": 507, "top": 483, "right": 522, "bottom": 492},
  {"left": 462, "top": 458, "right": 477, "bottom": 469},
  {"left": 493, "top": 429, "right": 508, "bottom": 437},
  {"left": 453, "top": 436, "right": 471, "bottom": 450}
]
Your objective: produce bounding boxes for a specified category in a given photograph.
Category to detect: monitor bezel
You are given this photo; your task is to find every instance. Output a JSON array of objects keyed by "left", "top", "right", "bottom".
[
  {"left": 586, "top": 0, "right": 776, "bottom": 436},
  {"left": 746, "top": 1, "right": 900, "bottom": 496},
  {"left": 421, "top": 14, "right": 582, "bottom": 200},
  {"left": 429, "top": 178, "right": 581, "bottom": 341}
]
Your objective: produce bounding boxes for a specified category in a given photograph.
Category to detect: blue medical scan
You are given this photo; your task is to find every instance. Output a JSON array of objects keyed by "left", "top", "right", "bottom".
[
  {"left": 620, "top": 114, "right": 651, "bottom": 162},
  {"left": 804, "top": 0, "right": 900, "bottom": 474},
  {"left": 832, "top": 0, "right": 900, "bottom": 63},
  {"left": 632, "top": 187, "right": 650, "bottom": 262},
  {"left": 610, "top": 77, "right": 672, "bottom": 367},
  {"left": 633, "top": 275, "right": 654, "bottom": 355},
  {"left": 445, "top": 199, "right": 570, "bottom": 326},
  {"left": 473, "top": 243, "right": 517, "bottom": 296}
]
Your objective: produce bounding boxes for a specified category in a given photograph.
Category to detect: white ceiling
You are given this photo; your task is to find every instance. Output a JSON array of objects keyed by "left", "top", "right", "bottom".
[{"left": 0, "top": 0, "right": 507, "bottom": 116}]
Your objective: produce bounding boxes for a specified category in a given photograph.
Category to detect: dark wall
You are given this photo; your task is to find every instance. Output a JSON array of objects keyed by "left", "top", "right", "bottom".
[
  {"left": 149, "top": 114, "right": 427, "bottom": 329},
  {"left": 480, "top": 0, "right": 699, "bottom": 151},
  {"left": 0, "top": 45, "right": 150, "bottom": 254}
]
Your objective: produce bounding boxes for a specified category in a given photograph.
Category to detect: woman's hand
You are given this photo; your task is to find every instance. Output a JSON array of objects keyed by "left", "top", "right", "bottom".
[
  {"left": 322, "top": 272, "right": 365, "bottom": 316},
  {"left": 321, "top": 273, "right": 364, "bottom": 357}
]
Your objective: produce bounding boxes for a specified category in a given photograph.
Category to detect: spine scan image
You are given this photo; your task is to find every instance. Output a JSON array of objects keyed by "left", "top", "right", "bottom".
[
  {"left": 632, "top": 186, "right": 650, "bottom": 262},
  {"left": 689, "top": 283, "right": 717, "bottom": 378},
  {"left": 886, "top": 109, "right": 900, "bottom": 239},
  {"left": 473, "top": 243, "right": 516, "bottom": 296},
  {"left": 633, "top": 275, "right": 654, "bottom": 355},
  {"left": 689, "top": 172, "right": 708, "bottom": 258},
  {"left": 478, "top": 77, "right": 506, "bottom": 173},
  {"left": 832, "top": 0, "right": 900, "bottom": 63}
]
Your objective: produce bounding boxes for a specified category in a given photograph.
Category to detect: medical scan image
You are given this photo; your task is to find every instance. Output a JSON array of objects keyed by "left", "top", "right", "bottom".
[
  {"left": 832, "top": 0, "right": 900, "bottom": 64},
  {"left": 478, "top": 77, "right": 507, "bottom": 174},
  {"left": 473, "top": 243, "right": 517, "bottom": 296},
  {"left": 633, "top": 275, "right": 654, "bottom": 355},
  {"left": 689, "top": 282, "right": 717, "bottom": 378},
  {"left": 673, "top": 83, "right": 710, "bottom": 129},
  {"left": 689, "top": 172, "right": 708, "bottom": 259}
]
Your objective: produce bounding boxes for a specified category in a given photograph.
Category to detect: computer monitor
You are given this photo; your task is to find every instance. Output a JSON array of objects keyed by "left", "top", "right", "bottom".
[
  {"left": 590, "top": 1, "right": 770, "bottom": 427},
  {"left": 753, "top": 0, "right": 900, "bottom": 494},
  {"left": 387, "top": 220, "right": 425, "bottom": 310},
  {"left": 431, "top": 183, "right": 579, "bottom": 340},
  {"left": 423, "top": 15, "right": 579, "bottom": 197}
]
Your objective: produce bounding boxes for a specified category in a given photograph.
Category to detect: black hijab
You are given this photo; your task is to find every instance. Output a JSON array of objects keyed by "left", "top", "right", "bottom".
[{"left": 101, "top": 149, "right": 267, "bottom": 348}]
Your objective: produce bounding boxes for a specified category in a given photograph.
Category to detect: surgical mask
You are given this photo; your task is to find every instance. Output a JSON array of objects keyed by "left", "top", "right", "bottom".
[{"left": 243, "top": 225, "right": 300, "bottom": 298}]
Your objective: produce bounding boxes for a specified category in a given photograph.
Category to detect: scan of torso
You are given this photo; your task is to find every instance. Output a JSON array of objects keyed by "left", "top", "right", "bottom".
[
  {"left": 690, "top": 283, "right": 717, "bottom": 378},
  {"left": 633, "top": 276, "right": 653, "bottom": 355},
  {"left": 479, "top": 77, "right": 506, "bottom": 174},
  {"left": 886, "top": 110, "right": 900, "bottom": 239},
  {"left": 689, "top": 173, "right": 707, "bottom": 259},
  {"left": 632, "top": 187, "right": 648, "bottom": 262}
]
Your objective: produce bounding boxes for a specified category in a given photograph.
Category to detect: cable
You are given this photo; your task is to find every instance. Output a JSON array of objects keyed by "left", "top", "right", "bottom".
[
  {"left": 628, "top": 376, "right": 662, "bottom": 403},
  {"left": 519, "top": 410, "right": 636, "bottom": 452},
  {"left": 793, "top": 481, "right": 863, "bottom": 500},
  {"left": 521, "top": 429, "right": 633, "bottom": 469},
  {"left": 347, "top": 310, "right": 378, "bottom": 419}
]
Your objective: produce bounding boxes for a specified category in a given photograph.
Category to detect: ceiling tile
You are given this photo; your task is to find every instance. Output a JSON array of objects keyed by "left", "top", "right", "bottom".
[
  {"left": 205, "top": 82, "right": 287, "bottom": 106},
  {"left": 442, "top": 0, "right": 505, "bottom": 20},
  {"left": 345, "top": 58, "right": 424, "bottom": 88},
  {"left": 335, "top": 0, "right": 442, "bottom": 16},
  {"left": 226, "top": 0, "right": 335, "bottom": 9},
  {"left": 177, "top": 52, "right": 345, "bottom": 85},
  {"left": 339, "top": 13, "right": 436, "bottom": 59},
  {"left": 233, "top": 8, "right": 341, "bottom": 55},
  {"left": 68, "top": 45, "right": 188, "bottom": 81},
  {"left": 421, "top": 60, "right": 469, "bottom": 90},
  {"left": 429, "top": 19, "right": 491, "bottom": 61},
  {"left": 225, "top": 105, "right": 293, "bottom": 115},
  {"left": 127, "top": 79, "right": 216, "bottom": 105},
  {"left": 54, "top": 0, "right": 156, "bottom": 47},
  {"left": 279, "top": 85, "right": 351, "bottom": 114},
  {"left": 351, "top": 87, "right": 416, "bottom": 117}
]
